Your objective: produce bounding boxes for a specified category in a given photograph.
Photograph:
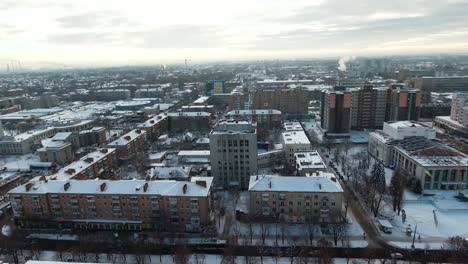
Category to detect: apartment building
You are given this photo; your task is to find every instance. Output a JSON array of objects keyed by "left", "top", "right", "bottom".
[
  {"left": 137, "top": 113, "right": 169, "bottom": 141},
  {"left": 107, "top": 129, "right": 147, "bottom": 161},
  {"left": 252, "top": 88, "right": 309, "bottom": 114},
  {"left": 78, "top": 127, "right": 107, "bottom": 147},
  {"left": 167, "top": 112, "right": 211, "bottom": 134},
  {"left": 9, "top": 177, "right": 213, "bottom": 231},
  {"left": 386, "top": 84, "right": 421, "bottom": 122},
  {"left": 46, "top": 148, "right": 117, "bottom": 180},
  {"left": 248, "top": 174, "right": 343, "bottom": 223},
  {"left": 294, "top": 150, "right": 327, "bottom": 176},
  {"left": 226, "top": 109, "right": 282, "bottom": 140},
  {"left": 0, "top": 127, "right": 56, "bottom": 155},
  {"left": 434, "top": 93, "right": 468, "bottom": 137},
  {"left": 209, "top": 120, "right": 258, "bottom": 190},
  {"left": 320, "top": 86, "right": 352, "bottom": 135},
  {"left": 350, "top": 85, "right": 389, "bottom": 130}
]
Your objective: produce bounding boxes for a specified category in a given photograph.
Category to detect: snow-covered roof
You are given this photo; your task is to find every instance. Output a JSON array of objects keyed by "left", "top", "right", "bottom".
[
  {"left": 282, "top": 130, "right": 310, "bottom": 145},
  {"left": 10, "top": 177, "right": 213, "bottom": 197},
  {"left": 294, "top": 151, "right": 327, "bottom": 170},
  {"left": 226, "top": 109, "right": 281, "bottom": 116},
  {"left": 150, "top": 166, "right": 190, "bottom": 179},
  {"left": 283, "top": 122, "right": 303, "bottom": 131},
  {"left": 248, "top": 174, "right": 343, "bottom": 193},
  {"left": 107, "top": 129, "right": 146, "bottom": 146},
  {"left": 167, "top": 112, "right": 210, "bottom": 117},
  {"left": 178, "top": 150, "right": 210, "bottom": 157}
]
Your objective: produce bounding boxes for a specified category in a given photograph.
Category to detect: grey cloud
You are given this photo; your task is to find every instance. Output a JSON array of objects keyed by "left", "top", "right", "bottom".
[{"left": 56, "top": 12, "right": 138, "bottom": 29}]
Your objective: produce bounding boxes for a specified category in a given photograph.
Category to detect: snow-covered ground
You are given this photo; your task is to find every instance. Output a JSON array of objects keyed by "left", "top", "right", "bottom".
[{"left": 0, "top": 153, "right": 40, "bottom": 170}]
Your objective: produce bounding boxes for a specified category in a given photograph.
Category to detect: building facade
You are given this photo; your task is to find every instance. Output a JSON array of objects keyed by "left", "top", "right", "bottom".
[
  {"left": 209, "top": 120, "right": 258, "bottom": 190},
  {"left": 9, "top": 177, "right": 213, "bottom": 231},
  {"left": 107, "top": 129, "right": 147, "bottom": 161},
  {"left": 248, "top": 174, "right": 343, "bottom": 223}
]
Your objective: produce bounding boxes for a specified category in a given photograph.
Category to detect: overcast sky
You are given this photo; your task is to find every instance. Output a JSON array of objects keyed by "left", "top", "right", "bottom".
[{"left": 1, "top": 0, "right": 467, "bottom": 65}]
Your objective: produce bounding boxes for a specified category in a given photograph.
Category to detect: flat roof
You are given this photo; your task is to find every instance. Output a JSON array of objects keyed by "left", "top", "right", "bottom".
[
  {"left": 283, "top": 122, "right": 303, "bottom": 131},
  {"left": 226, "top": 109, "right": 281, "bottom": 115},
  {"left": 10, "top": 177, "right": 213, "bottom": 197},
  {"left": 248, "top": 174, "right": 343, "bottom": 193},
  {"left": 282, "top": 130, "right": 311, "bottom": 145},
  {"left": 178, "top": 150, "right": 210, "bottom": 156},
  {"left": 294, "top": 151, "right": 327, "bottom": 170},
  {"left": 167, "top": 112, "right": 210, "bottom": 117}
]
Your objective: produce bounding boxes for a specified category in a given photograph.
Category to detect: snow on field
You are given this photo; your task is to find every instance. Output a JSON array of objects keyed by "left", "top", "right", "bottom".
[{"left": 0, "top": 153, "right": 40, "bottom": 170}]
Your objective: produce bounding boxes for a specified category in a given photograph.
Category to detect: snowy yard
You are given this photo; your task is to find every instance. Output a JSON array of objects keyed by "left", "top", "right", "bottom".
[{"left": 0, "top": 154, "right": 40, "bottom": 170}]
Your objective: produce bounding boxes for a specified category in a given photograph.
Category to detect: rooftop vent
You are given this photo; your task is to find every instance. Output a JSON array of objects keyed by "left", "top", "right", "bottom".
[
  {"left": 100, "top": 182, "right": 107, "bottom": 192},
  {"left": 65, "top": 168, "right": 76, "bottom": 175},
  {"left": 183, "top": 184, "right": 188, "bottom": 194},
  {"left": 195, "top": 180, "right": 206, "bottom": 188},
  {"left": 84, "top": 157, "right": 94, "bottom": 163},
  {"left": 100, "top": 148, "right": 108, "bottom": 153},
  {"left": 143, "top": 182, "right": 149, "bottom": 192},
  {"left": 25, "top": 182, "right": 34, "bottom": 192},
  {"left": 124, "top": 136, "right": 131, "bottom": 141},
  {"left": 64, "top": 182, "right": 71, "bottom": 191}
]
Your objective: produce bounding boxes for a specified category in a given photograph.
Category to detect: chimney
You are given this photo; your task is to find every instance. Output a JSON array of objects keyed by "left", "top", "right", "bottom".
[
  {"left": 150, "top": 120, "right": 155, "bottom": 124},
  {"left": 84, "top": 157, "right": 93, "bottom": 163},
  {"left": 135, "top": 129, "right": 141, "bottom": 134},
  {"left": 25, "top": 182, "right": 34, "bottom": 192},
  {"left": 145, "top": 176, "right": 151, "bottom": 181},
  {"left": 124, "top": 136, "right": 131, "bottom": 141},
  {"left": 268, "top": 181, "right": 272, "bottom": 189},
  {"left": 319, "top": 184, "right": 322, "bottom": 190},
  {"left": 143, "top": 182, "right": 149, "bottom": 192},
  {"left": 65, "top": 168, "right": 76, "bottom": 175},
  {"left": 64, "top": 182, "right": 71, "bottom": 191},
  {"left": 195, "top": 180, "right": 206, "bottom": 188},
  {"left": 183, "top": 184, "right": 188, "bottom": 194},
  {"left": 100, "top": 182, "right": 107, "bottom": 192},
  {"left": 39, "top": 176, "right": 48, "bottom": 183},
  {"left": 100, "top": 148, "right": 108, "bottom": 153}
]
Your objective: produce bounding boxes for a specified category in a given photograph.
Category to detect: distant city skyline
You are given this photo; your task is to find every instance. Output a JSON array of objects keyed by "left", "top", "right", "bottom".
[{"left": 1, "top": 0, "right": 468, "bottom": 66}]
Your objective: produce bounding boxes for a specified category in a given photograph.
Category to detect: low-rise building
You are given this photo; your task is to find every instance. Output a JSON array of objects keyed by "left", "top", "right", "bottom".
[
  {"left": 79, "top": 127, "right": 107, "bottom": 147},
  {"left": 137, "top": 113, "right": 169, "bottom": 141},
  {"left": 9, "top": 177, "right": 213, "bottom": 231},
  {"left": 107, "top": 129, "right": 147, "bottom": 161},
  {"left": 294, "top": 151, "right": 327, "bottom": 176},
  {"left": 282, "top": 129, "right": 312, "bottom": 166},
  {"left": 248, "top": 174, "right": 343, "bottom": 223},
  {"left": 167, "top": 112, "right": 211, "bottom": 134},
  {"left": 37, "top": 139, "right": 73, "bottom": 166},
  {"left": 0, "top": 127, "right": 56, "bottom": 155},
  {"left": 226, "top": 109, "right": 282, "bottom": 140}
]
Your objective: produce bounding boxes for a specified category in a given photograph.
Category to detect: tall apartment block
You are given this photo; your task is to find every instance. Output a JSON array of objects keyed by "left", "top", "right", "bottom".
[
  {"left": 434, "top": 92, "right": 468, "bottom": 137},
  {"left": 209, "top": 120, "right": 258, "bottom": 190},
  {"left": 320, "top": 86, "right": 352, "bottom": 135},
  {"left": 252, "top": 88, "right": 309, "bottom": 114},
  {"left": 321, "top": 84, "right": 421, "bottom": 135},
  {"left": 9, "top": 177, "right": 213, "bottom": 231}
]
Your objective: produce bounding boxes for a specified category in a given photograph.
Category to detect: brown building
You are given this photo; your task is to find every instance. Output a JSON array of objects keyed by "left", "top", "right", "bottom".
[
  {"left": 387, "top": 84, "right": 421, "bottom": 122},
  {"left": 9, "top": 177, "right": 213, "bottom": 231},
  {"left": 167, "top": 112, "right": 211, "bottom": 134},
  {"left": 107, "top": 129, "right": 147, "bottom": 161},
  {"left": 37, "top": 140, "right": 74, "bottom": 166},
  {"left": 137, "top": 113, "right": 169, "bottom": 141},
  {"left": 79, "top": 127, "right": 107, "bottom": 147},
  {"left": 350, "top": 85, "right": 389, "bottom": 130},
  {"left": 320, "top": 86, "right": 352, "bottom": 135},
  {"left": 252, "top": 88, "right": 309, "bottom": 114}
]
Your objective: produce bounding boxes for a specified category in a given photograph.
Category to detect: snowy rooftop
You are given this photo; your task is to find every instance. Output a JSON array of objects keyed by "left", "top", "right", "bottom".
[
  {"left": 167, "top": 112, "right": 210, "bottom": 117},
  {"left": 10, "top": 177, "right": 213, "bottom": 197},
  {"left": 178, "top": 150, "right": 210, "bottom": 157},
  {"left": 395, "top": 137, "right": 468, "bottom": 167},
  {"left": 226, "top": 109, "right": 281, "bottom": 116},
  {"left": 46, "top": 148, "right": 116, "bottom": 180},
  {"left": 294, "top": 151, "right": 327, "bottom": 170},
  {"left": 137, "top": 113, "right": 168, "bottom": 128},
  {"left": 248, "top": 174, "right": 343, "bottom": 193},
  {"left": 150, "top": 166, "right": 191, "bottom": 179},
  {"left": 193, "top": 96, "right": 210, "bottom": 104},
  {"left": 283, "top": 122, "right": 303, "bottom": 131},
  {"left": 282, "top": 130, "right": 310, "bottom": 145},
  {"left": 107, "top": 129, "right": 146, "bottom": 146},
  {"left": 11, "top": 127, "right": 55, "bottom": 142},
  {"left": 37, "top": 138, "right": 70, "bottom": 150}
]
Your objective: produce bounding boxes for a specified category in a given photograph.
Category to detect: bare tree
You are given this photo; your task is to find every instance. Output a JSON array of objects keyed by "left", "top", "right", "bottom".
[
  {"left": 389, "top": 168, "right": 406, "bottom": 215},
  {"left": 259, "top": 223, "right": 270, "bottom": 245},
  {"left": 317, "top": 238, "right": 333, "bottom": 264},
  {"left": 364, "top": 162, "right": 387, "bottom": 217},
  {"left": 174, "top": 247, "right": 191, "bottom": 264},
  {"left": 446, "top": 235, "right": 468, "bottom": 258},
  {"left": 194, "top": 254, "right": 206, "bottom": 264}
]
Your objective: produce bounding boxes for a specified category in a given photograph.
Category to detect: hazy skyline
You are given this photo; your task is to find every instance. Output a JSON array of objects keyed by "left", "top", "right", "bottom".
[{"left": 1, "top": 0, "right": 468, "bottom": 66}]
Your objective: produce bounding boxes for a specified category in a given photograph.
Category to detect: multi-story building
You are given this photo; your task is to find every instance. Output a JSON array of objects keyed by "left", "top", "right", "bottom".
[
  {"left": 294, "top": 150, "right": 327, "bottom": 176},
  {"left": 9, "top": 177, "right": 213, "bottom": 231},
  {"left": 78, "top": 127, "right": 107, "bottom": 147},
  {"left": 226, "top": 109, "right": 282, "bottom": 141},
  {"left": 137, "top": 113, "right": 169, "bottom": 141},
  {"left": 248, "top": 174, "right": 343, "bottom": 223},
  {"left": 282, "top": 122, "right": 312, "bottom": 165},
  {"left": 0, "top": 127, "right": 56, "bottom": 155},
  {"left": 47, "top": 148, "right": 117, "bottom": 180},
  {"left": 350, "top": 85, "right": 389, "bottom": 130},
  {"left": 181, "top": 105, "right": 215, "bottom": 115},
  {"left": 107, "top": 129, "right": 147, "bottom": 161},
  {"left": 386, "top": 84, "right": 421, "bottom": 122},
  {"left": 252, "top": 88, "right": 309, "bottom": 114},
  {"left": 37, "top": 138, "right": 74, "bottom": 166},
  {"left": 414, "top": 76, "right": 468, "bottom": 103},
  {"left": 368, "top": 121, "right": 436, "bottom": 166},
  {"left": 167, "top": 112, "right": 211, "bottom": 134},
  {"left": 93, "top": 89, "right": 131, "bottom": 101},
  {"left": 434, "top": 93, "right": 468, "bottom": 138},
  {"left": 209, "top": 120, "right": 258, "bottom": 190},
  {"left": 320, "top": 86, "right": 352, "bottom": 135},
  {"left": 392, "top": 137, "right": 468, "bottom": 190}
]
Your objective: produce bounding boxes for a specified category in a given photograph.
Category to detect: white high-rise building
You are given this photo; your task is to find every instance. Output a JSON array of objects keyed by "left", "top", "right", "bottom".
[{"left": 210, "top": 120, "right": 258, "bottom": 190}]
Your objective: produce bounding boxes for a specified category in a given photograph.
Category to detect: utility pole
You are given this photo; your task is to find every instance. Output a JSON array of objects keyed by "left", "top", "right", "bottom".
[{"left": 412, "top": 223, "right": 418, "bottom": 248}]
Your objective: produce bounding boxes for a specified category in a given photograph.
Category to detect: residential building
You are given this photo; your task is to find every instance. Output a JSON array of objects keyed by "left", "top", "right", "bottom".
[
  {"left": 93, "top": 89, "right": 131, "bottom": 101},
  {"left": 78, "top": 127, "right": 107, "bottom": 147},
  {"left": 210, "top": 120, "right": 258, "bottom": 190},
  {"left": 9, "top": 177, "right": 213, "bottom": 231},
  {"left": 350, "top": 85, "right": 389, "bottom": 130},
  {"left": 167, "top": 112, "right": 211, "bottom": 134},
  {"left": 294, "top": 151, "right": 327, "bottom": 176},
  {"left": 137, "top": 113, "right": 169, "bottom": 141},
  {"left": 434, "top": 93, "right": 468, "bottom": 138},
  {"left": 107, "top": 129, "right": 147, "bottom": 161},
  {"left": 0, "top": 127, "right": 56, "bottom": 155},
  {"left": 252, "top": 88, "right": 309, "bottom": 114},
  {"left": 320, "top": 86, "right": 352, "bottom": 135},
  {"left": 37, "top": 139, "right": 73, "bottom": 166},
  {"left": 248, "top": 174, "right": 343, "bottom": 223},
  {"left": 386, "top": 84, "right": 421, "bottom": 122},
  {"left": 257, "top": 149, "right": 285, "bottom": 170}
]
